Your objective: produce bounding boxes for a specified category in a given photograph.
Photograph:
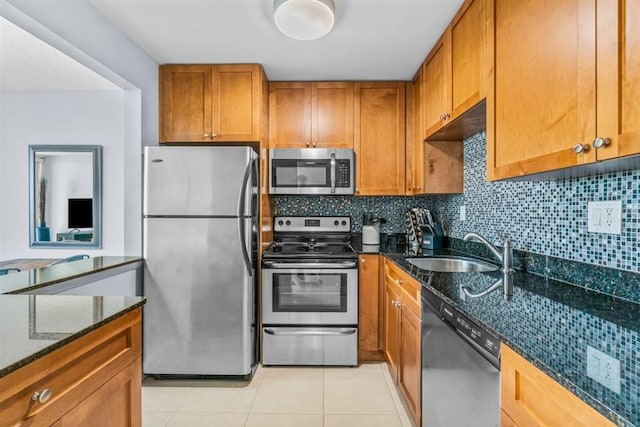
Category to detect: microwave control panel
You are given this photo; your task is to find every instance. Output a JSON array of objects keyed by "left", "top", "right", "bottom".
[{"left": 336, "top": 160, "right": 351, "bottom": 187}]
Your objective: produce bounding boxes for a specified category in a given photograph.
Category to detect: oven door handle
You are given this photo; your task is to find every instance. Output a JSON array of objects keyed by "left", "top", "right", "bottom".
[
  {"left": 330, "top": 153, "right": 336, "bottom": 194},
  {"left": 264, "top": 328, "right": 357, "bottom": 336},
  {"left": 262, "top": 260, "right": 357, "bottom": 269}
]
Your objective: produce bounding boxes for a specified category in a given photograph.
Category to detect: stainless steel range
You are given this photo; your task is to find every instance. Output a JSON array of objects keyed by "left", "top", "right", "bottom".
[{"left": 261, "top": 216, "right": 358, "bottom": 366}]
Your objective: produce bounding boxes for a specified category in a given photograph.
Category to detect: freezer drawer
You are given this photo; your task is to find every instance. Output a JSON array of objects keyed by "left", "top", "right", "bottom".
[{"left": 262, "top": 327, "right": 357, "bottom": 366}]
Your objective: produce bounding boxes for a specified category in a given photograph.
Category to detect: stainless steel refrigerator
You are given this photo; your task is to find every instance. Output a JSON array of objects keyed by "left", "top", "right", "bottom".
[{"left": 142, "top": 146, "right": 258, "bottom": 378}]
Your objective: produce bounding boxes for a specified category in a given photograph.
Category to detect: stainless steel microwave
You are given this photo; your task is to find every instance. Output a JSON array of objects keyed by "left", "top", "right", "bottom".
[{"left": 269, "top": 148, "right": 355, "bottom": 195}]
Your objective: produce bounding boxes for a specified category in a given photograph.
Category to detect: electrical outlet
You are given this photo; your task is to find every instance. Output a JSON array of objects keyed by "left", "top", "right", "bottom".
[
  {"left": 460, "top": 205, "right": 466, "bottom": 222},
  {"left": 587, "top": 201, "right": 622, "bottom": 234},
  {"left": 586, "top": 346, "right": 621, "bottom": 394}
]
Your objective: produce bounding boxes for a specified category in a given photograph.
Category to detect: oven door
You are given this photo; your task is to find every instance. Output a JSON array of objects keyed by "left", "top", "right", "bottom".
[{"left": 262, "top": 261, "right": 358, "bottom": 325}]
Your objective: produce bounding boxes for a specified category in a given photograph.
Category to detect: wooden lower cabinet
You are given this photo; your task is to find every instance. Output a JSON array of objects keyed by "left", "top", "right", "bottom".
[
  {"left": 0, "top": 309, "right": 142, "bottom": 426},
  {"left": 54, "top": 359, "right": 141, "bottom": 427},
  {"left": 501, "top": 344, "right": 615, "bottom": 427},
  {"left": 382, "top": 258, "right": 422, "bottom": 426},
  {"left": 397, "top": 302, "right": 421, "bottom": 424},
  {"left": 358, "top": 254, "right": 385, "bottom": 361}
]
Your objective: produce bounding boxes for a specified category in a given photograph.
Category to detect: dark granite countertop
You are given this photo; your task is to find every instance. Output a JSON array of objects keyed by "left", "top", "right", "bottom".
[
  {"left": 373, "top": 242, "right": 639, "bottom": 426},
  {"left": 0, "top": 294, "right": 145, "bottom": 378},
  {"left": 0, "top": 256, "right": 143, "bottom": 295}
]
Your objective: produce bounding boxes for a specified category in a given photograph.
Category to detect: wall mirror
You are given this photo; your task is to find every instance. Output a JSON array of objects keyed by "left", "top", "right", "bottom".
[{"left": 29, "top": 145, "right": 102, "bottom": 248}]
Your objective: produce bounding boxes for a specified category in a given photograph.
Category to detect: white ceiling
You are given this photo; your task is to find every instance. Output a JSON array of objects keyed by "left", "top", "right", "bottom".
[
  {"left": 0, "top": 16, "right": 121, "bottom": 91},
  {"left": 87, "top": 0, "right": 465, "bottom": 81}
]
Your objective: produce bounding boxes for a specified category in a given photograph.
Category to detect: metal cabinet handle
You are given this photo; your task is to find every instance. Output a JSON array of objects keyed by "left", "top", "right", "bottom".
[
  {"left": 312, "top": 143, "right": 317, "bottom": 147},
  {"left": 211, "top": 132, "right": 218, "bottom": 139},
  {"left": 573, "top": 143, "right": 590, "bottom": 154},
  {"left": 32, "top": 388, "right": 52, "bottom": 404},
  {"left": 306, "top": 142, "right": 310, "bottom": 147},
  {"left": 593, "top": 137, "right": 611, "bottom": 149},
  {"left": 360, "top": 258, "right": 365, "bottom": 263},
  {"left": 395, "top": 279, "right": 403, "bottom": 285},
  {"left": 203, "top": 133, "right": 210, "bottom": 138}
]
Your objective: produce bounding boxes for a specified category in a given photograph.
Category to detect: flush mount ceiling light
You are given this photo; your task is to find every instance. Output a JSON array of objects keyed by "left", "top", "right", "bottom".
[{"left": 274, "top": 0, "right": 335, "bottom": 41}]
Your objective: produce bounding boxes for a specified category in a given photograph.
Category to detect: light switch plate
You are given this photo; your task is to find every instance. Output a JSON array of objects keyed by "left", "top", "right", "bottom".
[
  {"left": 459, "top": 205, "right": 466, "bottom": 222},
  {"left": 586, "top": 346, "right": 621, "bottom": 394},
  {"left": 587, "top": 200, "right": 622, "bottom": 234}
]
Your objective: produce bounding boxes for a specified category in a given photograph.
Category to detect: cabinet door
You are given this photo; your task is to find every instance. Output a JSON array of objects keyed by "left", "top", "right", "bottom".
[
  {"left": 383, "top": 280, "right": 401, "bottom": 380},
  {"left": 212, "top": 64, "right": 262, "bottom": 141},
  {"left": 56, "top": 360, "right": 142, "bottom": 427},
  {"left": 269, "top": 82, "right": 312, "bottom": 148},
  {"left": 596, "top": 0, "right": 640, "bottom": 161},
  {"left": 160, "top": 65, "right": 212, "bottom": 142},
  {"left": 354, "top": 82, "right": 406, "bottom": 195},
  {"left": 312, "top": 82, "right": 354, "bottom": 148},
  {"left": 406, "top": 73, "right": 425, "bottom": 195},
  {"left": 487, "top": 0, "right": 597, "bottom": 180},
  {"left": 358, "top": 255, "right": 382, "bottom": 360},
  {"left": 423, "top": 37, "right": 450, "bottom": 137},
  {"left": 398, "top": 305, "right": 421, "bottom": 426},
  {"left": 450, "top": 0, "right": 486, "bottom": 117},
  {"left": 501, "top": 345, "right": 615, "bottom": 427}
]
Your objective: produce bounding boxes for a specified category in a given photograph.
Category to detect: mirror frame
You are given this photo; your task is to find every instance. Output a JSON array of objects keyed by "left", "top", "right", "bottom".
[{"left": 28, "top": 145, "right": 102, "bottom": 248}]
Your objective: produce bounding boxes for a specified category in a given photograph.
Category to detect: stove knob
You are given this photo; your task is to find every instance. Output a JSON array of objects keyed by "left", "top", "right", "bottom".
[
  {"left": 285, "top": 220, "right": 291, "bottom": 226},
  {"left": 277, "top": 220, "right": 284, "bottom": 226},
  {"left": 341, "top": 220, "right": 347, "bottom": 226},
  {"left": 334, "top": 220, "right": 339, "bottom": 226}
]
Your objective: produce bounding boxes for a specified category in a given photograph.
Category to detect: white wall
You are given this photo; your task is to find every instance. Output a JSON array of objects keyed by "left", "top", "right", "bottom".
[
  {"left": 1, "top": 0, "right": 159, "bottom": 257},
  {"left": 0, "top": 91, "right": 126, "bottom": 258}
]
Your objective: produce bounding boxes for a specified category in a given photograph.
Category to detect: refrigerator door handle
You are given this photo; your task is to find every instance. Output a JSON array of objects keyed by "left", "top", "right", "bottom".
[
  {"left": 238, "top": 217, "right": 253, "bottom": 277},
  {"left": 238, "top": 158, "right": 253, "bottom": 218},
  {"left": 237, "top": 157, "right": 254, "bottom": 277}
]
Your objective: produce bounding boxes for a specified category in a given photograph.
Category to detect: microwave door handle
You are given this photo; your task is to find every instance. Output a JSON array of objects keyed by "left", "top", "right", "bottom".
[{"left": 330, "top": 153, "right": 336, "bottom": 194}]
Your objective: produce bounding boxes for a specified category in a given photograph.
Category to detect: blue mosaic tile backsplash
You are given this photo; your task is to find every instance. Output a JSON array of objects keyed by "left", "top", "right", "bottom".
[
  {"left": 274, "top": 131, "right": 640, "bottom": 275},
  {"left": 431, "top": 131, "right": 640, "bottom": 273},
  {"left": 273, "top": 195, "right": 431, "bottom": 234}
]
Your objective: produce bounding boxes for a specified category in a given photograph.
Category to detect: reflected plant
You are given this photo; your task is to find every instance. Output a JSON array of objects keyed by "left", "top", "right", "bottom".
[{"left": 38, "top": 177, "right": 47, "bottom": 225}]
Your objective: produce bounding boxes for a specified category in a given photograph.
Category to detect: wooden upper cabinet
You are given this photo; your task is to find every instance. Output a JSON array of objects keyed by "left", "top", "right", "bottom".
[
  {"left": 595, "top": 0, "right": 640, "bottom": 161},
  {"left": 407, "top": 72, "right": 464, "bottom": 195},
  {"left": 422, "top": 0, "right": 487, "bottom": 140},
  {"left": 269, "top": 82, "right": 312, "bottom": 148},
  {"left": 160, "top": 64, "right": 265, "bottom": 143},
  {"left": 354, "top": 82, "right": 405, "bottom": 195},
  {"left": 450, "top": 0, "right": 486, "bottom": 117},
  {"left": 487, "top": 0, "right": 597, "bottom": 180},
  {"left": 160, "top": 65, "right": 212, "bottom": 142},
  {"left": 313, "top": 82, "right": 354, "bottom": 148},
  {"left": 406, "top": 73, "right": 425, "bottom": 195},
  {"left": 269, "top": 82, "right": 354, "bottom": 148},
  {"left": 423, "top": 37, "right": 450, "bottom": 137}
]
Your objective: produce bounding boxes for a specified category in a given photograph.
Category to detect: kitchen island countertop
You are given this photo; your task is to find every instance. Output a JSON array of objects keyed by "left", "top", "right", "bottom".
[
  {"left": 0, "top": 294, "right": 145, "bottom": 378},
  {"left": 0, "top": 256, "right": 142, "bottom": 295}
]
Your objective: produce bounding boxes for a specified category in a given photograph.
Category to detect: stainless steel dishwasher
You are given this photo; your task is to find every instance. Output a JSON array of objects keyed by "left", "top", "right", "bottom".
[{"left": 421, "top": 289, "right": 501, "bottom": 427}]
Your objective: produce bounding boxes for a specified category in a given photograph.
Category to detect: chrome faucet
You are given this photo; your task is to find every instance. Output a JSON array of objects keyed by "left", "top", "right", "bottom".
[{"left": 461, "top": 232, "right": 513, "bottom": 299}]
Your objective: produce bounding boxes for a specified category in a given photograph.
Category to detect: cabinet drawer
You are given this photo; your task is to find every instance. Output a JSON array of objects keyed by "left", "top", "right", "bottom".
[
  {"left": 501, "top": 345, "right": 614, "bottom": 427},
  {"left": 0, "top": 309, "right": 141, "bottom": 426},
  {"left": 384, "top": 259, "right": 421, "bottom": 317}
]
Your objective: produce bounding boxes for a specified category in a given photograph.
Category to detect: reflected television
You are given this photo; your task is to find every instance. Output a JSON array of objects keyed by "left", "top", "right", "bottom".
[{"left": 68, "top": 198, "right": 92, "bottom": 228}]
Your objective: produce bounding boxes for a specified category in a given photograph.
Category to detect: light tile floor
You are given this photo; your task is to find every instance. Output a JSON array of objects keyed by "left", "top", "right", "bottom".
[{"left": 143, "top": 363, "right": 413, "bottom": 427}]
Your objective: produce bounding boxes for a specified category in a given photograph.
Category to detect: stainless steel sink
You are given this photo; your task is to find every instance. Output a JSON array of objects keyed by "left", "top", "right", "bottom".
[{"left": 405, "top": 256, "right": 499, "bottom": 273}]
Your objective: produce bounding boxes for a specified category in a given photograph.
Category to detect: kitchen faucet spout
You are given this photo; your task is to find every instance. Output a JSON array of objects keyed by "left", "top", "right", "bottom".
[{"left": 462, "top": 232, "right": 513, "bottom": 299}]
